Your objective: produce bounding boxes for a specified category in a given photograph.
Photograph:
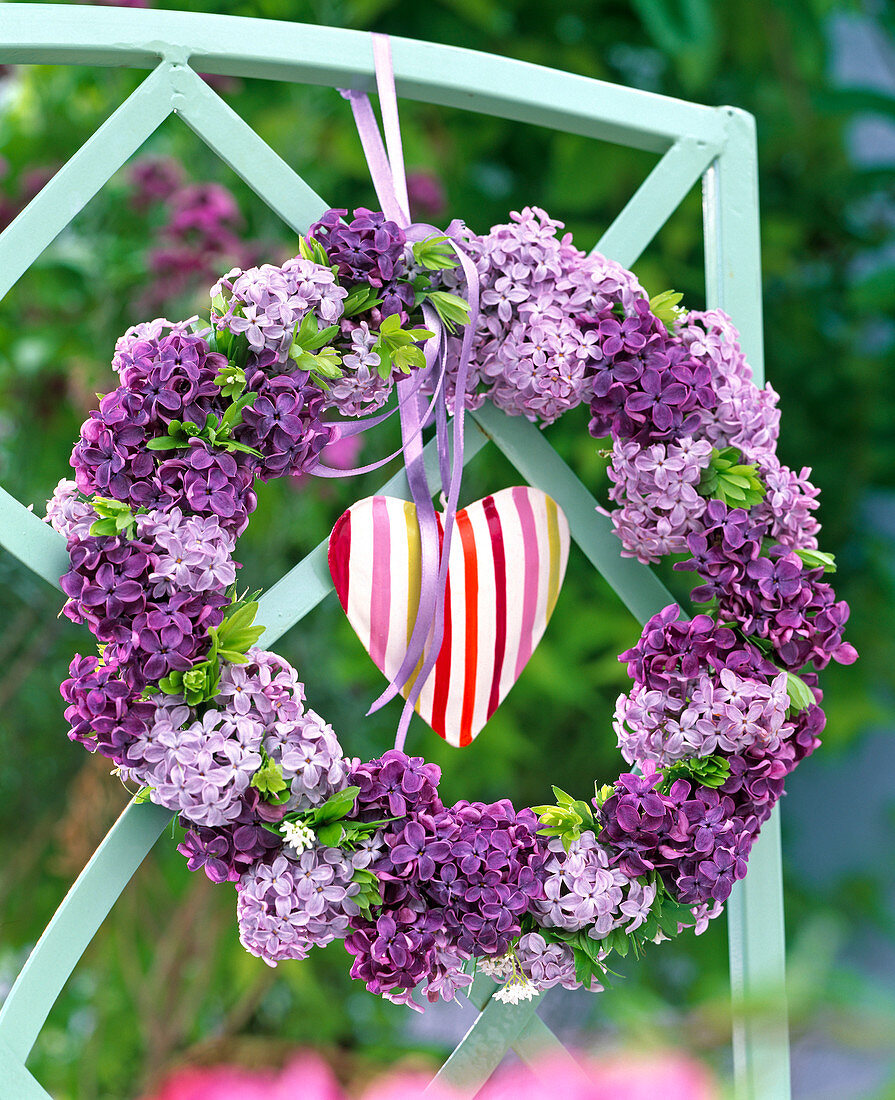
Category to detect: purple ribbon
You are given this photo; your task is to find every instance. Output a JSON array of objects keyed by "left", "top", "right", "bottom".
[{"left": 326, "top": 33, "right": 479, "bottom": 750}]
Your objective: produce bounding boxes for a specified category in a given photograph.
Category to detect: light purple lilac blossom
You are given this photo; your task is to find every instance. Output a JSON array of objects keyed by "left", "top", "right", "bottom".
[{"left": 211, "top": 259, "right": 347, "bottom": 363}]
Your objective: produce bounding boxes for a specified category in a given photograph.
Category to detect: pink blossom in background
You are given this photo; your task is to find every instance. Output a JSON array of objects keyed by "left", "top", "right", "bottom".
[
  {"left": 143, "top": 1053, "right": 343, "bottom": 1100},
  {"left": 479, "top": 1051, "right": 719, "bottom": 1100},
  {"left": 128, "top": 157, "right": 184, "bottom": 211},
  {"left": 141, "top": 1048, "right": 718, "bottom": 1100},
  {"left": 407, "top": 169, "right": 447, "bottom": 223}
]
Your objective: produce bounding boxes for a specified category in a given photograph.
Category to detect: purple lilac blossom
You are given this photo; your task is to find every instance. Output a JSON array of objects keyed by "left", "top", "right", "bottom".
[
  {"left": 236, "top": 368, "right": 332, "bottom": 480},
  {"left": 677, "top": 502, "right": 857, "bottom": 671},
  {"left": 61, "top": 652, "right": 155, "bottom": 764},
  {"left": 396, "top": 799, "right": 548, "bottom": 958},
  {"left": 307, "top": 207, "right": 409, "bottom": 320},
  {"left": 658, "top": 781, "right": 756, "bottom": 905},
  {"left": 349, "top": 749, "right": 443, "bottom": 820}
]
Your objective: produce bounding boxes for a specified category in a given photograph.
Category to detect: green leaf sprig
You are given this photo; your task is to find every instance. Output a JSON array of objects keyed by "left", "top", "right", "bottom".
[
  {"left": 785, "top": 670, "right": 815, "bottom": 713},
  {"left": 263, "top": 785, "right": 394, "bottom": 860},
  {"left": 88, "top": 497, "right": 142, "bottom": 539},
  {"left": 148, "top": 596, "right": 265, "bottom": 706},
  {"left": 411, "top": 235, "right": 459, "bottom": 272},
  {"left": 794, "top": 548, "right": 837, "bottom": 573},
  {"left": 698, "top": 447, "right": 766, "bottom": 509},
  {"left": 146, "top": 403, "right": 261, "bottom": 458},
  {"left": 297, "top": 234, "right": 331, "bottom": 268},
  {"left": 250, "top": 747, "right": 290, "bottom": 803},
  {"left": 351, "top": 867, "right": 384, "bottom": 918},
  {"left": 648, "top": 289, "right": 686, "bottom": 333},
  {"left": 288, "top": 311, "right": 343, "bottom": 383},
  {"left": 661, "top": 754, "right": 731, "bottom": 790},
  {"left": 370, "top": 313, "right": 436, "bottom": 380},
  {"left": 532, "top": 786, "right": 598, "bottom": 851},
  {"left": 341, "top": 284, "right": 383, "bottom": 318},
  {"left": 425, "top": 290, "right": 472, "bottom": 333}
]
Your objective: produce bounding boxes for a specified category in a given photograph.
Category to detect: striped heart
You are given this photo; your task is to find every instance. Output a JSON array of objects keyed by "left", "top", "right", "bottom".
[{"left": 328, "top": 487, "right": 570, "bottom": 746}]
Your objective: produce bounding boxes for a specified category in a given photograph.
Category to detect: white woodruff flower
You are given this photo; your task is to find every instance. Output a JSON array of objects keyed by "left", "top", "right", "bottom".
[
  {"left": 282, "top": 820, "right": 316, "bottom": 855},
  {"left": 494, "top": 974, "right": 539, "bottom": 1004}
]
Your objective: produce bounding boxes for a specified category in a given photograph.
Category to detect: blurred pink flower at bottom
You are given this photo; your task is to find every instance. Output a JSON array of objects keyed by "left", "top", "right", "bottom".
[
  {"left": 479, "top": 1051, "right": 718, "bottom": 1100},
  {"left": 143, "top": 1054, "right": 342, "bottom": 1100},
  {"left": 143, "top": 1048, "right": 717, "bottom": 1100}
]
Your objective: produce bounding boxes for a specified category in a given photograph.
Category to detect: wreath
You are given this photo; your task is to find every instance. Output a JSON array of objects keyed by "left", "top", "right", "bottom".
[{"left": 47, "top": 43, "right": 856, "bottom": 1010}]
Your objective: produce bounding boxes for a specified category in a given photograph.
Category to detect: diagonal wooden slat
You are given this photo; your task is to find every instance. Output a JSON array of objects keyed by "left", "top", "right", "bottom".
[
  {"left": 0, "top": 800, "right": 173, "bottom": 1064},
  {"left": 0, "top": 65, "right": 173, "bottom": 302},
  {"left": 169, "top": 64, "right": 329, "bottom": 235},
  {"left": 0, "top": 1039, "right": 53, "bottom": 1100},
  {"left": 432, "top": 974, "right": 541, "bottom": 1093},
  {"left": 593, "top": 134, "right": 721, "bottom": 269},
  {"left": 0, "top": 486, "right": 67, "bottom": 590}
]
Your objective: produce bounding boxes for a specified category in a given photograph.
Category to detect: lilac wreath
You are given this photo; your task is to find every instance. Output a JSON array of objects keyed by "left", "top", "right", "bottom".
[{"left": 48, "top": 203, "right": 856, "bottom": 1009}]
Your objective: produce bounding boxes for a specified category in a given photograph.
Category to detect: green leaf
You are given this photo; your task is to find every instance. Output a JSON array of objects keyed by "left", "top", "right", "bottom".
[
  {"left": 313, "top": 785, "right": 360, "bottom": 824},
  {"left": 648, "top": 288, "right": 686, "bottom": 333},
  {"left": 88, "top": 518, "right": 118, "bottom": 537},
  {"left": 794, "top": 548, "right": 837, "bottom": 573},
  {"left": 146, "top": 436, "right": 188, "bottom": 451},
  {"left": 391, "top": 344, "right": 426, "bottom": 373},
  {"left": 132, "top": 786, "right": 152, "bottom": 805},
  {"left": 315, "top": 822, "right": 346, "bottom": 847},
  {"left": 251, "top": 753, "right": 289, "bottom": 800},
  {"left": 426, "top": 290, "right": 471, "bottom": 332},
  {"left": 786, "top": 671, "right": 815, "bottom": 712},
  {"left": 698, "top": 447, "right": 766, "bottom": 509},
  {"left": 411, "top": 235, "right": 459, "bottom": 271},
  {"left": 341, "top": 284, "right": 383, "bottom": 317},
  {"left": 219, "top": 389, "right": 257, "bottom": 434}
]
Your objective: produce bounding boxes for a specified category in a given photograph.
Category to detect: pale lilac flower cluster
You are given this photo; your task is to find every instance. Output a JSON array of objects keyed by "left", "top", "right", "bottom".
[
  {"left": 530, "top": 831, "right": 630, "bottom": 935},
  {"left": 603, "top": 436, "right": 714, "bottom": 563},
  {"left": 321, "top": 321, "right": 392, "bottom": 417},
  {"left": 211, "top": 259, "right": 347, "bottom": 364},
  {"left": 614, "top": 667, "right": 790, "bottom": 767},
  {"left": 513, "top": 932, "right": 582, "bottom": 991},
  {"left": 121, "top": 696, "right": 263, "bottom": 826},
  {"left": 677, "top": 310, "right": 780, "bottom": 460},
  {"left": 531, "top": 828, "right": 657, "bottom": 948},
  {"left": 447, "top": 207, "right": 645, "bottom": 423},
  {"left": 45, "top": 479, "right": 97, "bottom": 542},
  {"left": 754, "top": 453, "right": 821, "bottom": 550},
  {"left": 237, "top": 847, "right": 364, "bottom": 965},
  {"left": 135, "top": 506, "right": 236, "bottom": 598},
  {"left": 217, "top": 649, "right": 349, "bottom": 809}
]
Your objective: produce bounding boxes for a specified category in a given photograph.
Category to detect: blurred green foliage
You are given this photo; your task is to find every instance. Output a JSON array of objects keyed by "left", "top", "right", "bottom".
[{"left": 0, "top": 0, "right": 893, "bottom": 1096}]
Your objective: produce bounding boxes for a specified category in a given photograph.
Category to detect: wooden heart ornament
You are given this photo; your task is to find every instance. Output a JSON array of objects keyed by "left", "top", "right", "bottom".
[{"left": 328, "top": 487, "right": 570, "bottom": 746}]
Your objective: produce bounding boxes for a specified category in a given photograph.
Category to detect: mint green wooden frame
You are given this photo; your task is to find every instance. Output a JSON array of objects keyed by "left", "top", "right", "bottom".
[{"left": 0, "top": 8, "right": 789, "bottom": 1097}]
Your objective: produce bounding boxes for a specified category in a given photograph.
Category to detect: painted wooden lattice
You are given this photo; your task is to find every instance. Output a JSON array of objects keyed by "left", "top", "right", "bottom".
[{"left": 0, "top": 8, "right": 791, "bottom": 1097}]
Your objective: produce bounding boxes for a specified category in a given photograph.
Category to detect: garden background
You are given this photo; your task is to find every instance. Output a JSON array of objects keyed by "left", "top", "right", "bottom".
[{"left": 0, "top": 0, "right": 892, "bottom": 1097}]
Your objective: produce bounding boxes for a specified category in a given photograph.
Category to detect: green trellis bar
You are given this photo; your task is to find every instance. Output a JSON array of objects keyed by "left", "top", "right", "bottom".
[{"left": 0, "top": 11, "right": 790, "bottom": 1097}]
